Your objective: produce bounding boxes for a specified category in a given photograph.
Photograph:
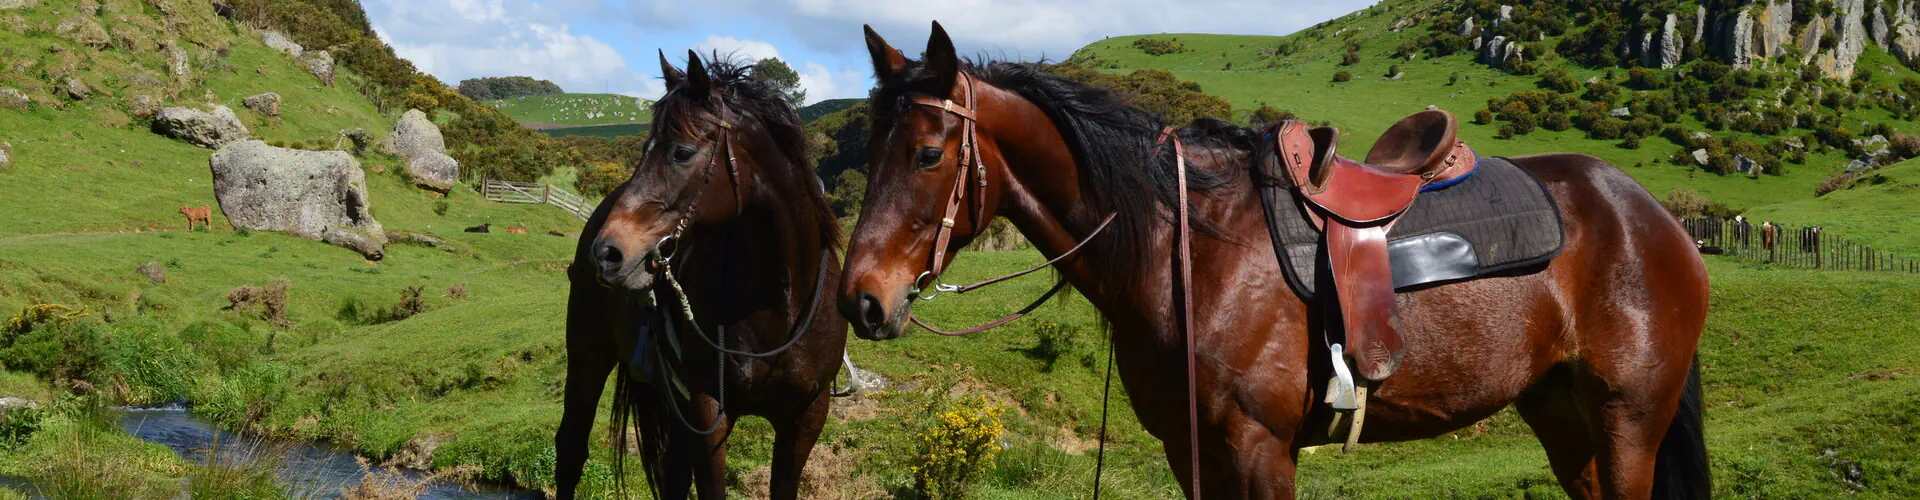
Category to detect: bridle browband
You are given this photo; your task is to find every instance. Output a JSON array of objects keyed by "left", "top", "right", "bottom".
[{"left": 887, "top": 72, "right": 1204, "bottom": 499}]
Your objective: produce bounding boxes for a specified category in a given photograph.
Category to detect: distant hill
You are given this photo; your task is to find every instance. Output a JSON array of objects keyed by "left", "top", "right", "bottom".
[
  {"left": 457, "top": 76, "right": 564, "bottom": 101},
  {"left": 489, "top": 93, "right": 651, "bottom": 127},
  {"left": 799, "top": 98, "right": 863, "bottom": 123}
]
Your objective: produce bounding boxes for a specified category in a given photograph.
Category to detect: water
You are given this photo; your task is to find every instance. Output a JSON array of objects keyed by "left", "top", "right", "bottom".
[{"left": 113, "top": 404, "right": 543, "bottom": 499}]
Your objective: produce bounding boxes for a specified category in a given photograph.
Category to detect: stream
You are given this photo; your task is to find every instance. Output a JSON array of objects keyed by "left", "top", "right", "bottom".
[{"left": 3, "top": 405, "right": 545, "bottom": 499}]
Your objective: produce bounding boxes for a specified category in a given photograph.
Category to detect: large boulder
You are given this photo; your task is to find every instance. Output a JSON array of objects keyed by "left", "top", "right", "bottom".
[
  {"left": 1800, "top": 14, "right": 1830, "bottom": 65},
  {"left": 210, "top": 140, "right": 386, "bottom": 259},
  {"left": 1830, "top": 0, "right": 1869, "bottom": 79},
  {"left": 405, "top": 152, "right": 459, "bottom": 193},
  {"left": 261, "top": 30, "right": 302, "bottom": 57},
  {"left": 298, "top": 50, "right": 333, "bottom": 86},
  {"left": 0, "top": 88, "right": 25, "bottom": 110},
  {"left": 1719, "top": 9, "right": 1757, "bottom": 68},
  {"left": 152, "top": 105, "right": 249, "bottom": 148},
  {"left": 382, "top": 109, "right": 449, "bottom": 158},
  {"left": 1658, "top": 13, "right": 1683, "bottom": 69},
  {"left": 243, "top": 92, "right": 280, "bottom": 117},
  {"left": 58, "top": 78, "right": 89, "bottom": 100},
  {"left": 1760, "top": 0, "right": 1794, "bottom": 59},
  {"left": 1893, "top": 24, "right": 1920, "bottom": 66}
]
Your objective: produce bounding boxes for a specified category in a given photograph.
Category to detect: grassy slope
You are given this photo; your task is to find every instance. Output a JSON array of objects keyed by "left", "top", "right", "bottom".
[
  {"left": 799, "top": 98, "right": 862, "bottom": 123},
  {"left": 1068, "top": 0, "right": 1920, "bottom": 213},
  {"left": 1744, "top": 158, "right": 1920, "bottom": 255},
  {"left": 487, "top": 93, "right": 651, "bottom": 126}
]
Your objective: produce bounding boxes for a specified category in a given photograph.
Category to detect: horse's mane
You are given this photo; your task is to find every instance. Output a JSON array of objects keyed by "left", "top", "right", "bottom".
[
  {"left": 652, "top": 53, "right": 844, "bottom": 255},
  {"left": 877, "top": 58, "right": 1255, "bottom": 293}
]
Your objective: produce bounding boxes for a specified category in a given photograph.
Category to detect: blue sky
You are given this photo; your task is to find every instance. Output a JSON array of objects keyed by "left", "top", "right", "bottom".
[{"left": 363, "top": 0, "right": 1381, "bottom": 105}]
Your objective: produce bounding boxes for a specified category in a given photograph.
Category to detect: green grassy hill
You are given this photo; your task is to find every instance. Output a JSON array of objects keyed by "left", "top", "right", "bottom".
[
  {"left": 1744, "top": 158, "right": 1920, "bottom": 256},
  {"left": 486, "top": 93, "right": 650, "bottom": 127},
  {"left": 1066, "top": 0, "right": 1920, "bottom": 215},
  {"left": 799, "top": 98, "right": 862, "bottom": 123}
]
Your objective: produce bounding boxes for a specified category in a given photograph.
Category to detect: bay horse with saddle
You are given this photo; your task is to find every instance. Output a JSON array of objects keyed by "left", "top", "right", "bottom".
[
  {"left": 839, "top": 23, "right": 1711, "bottom": 499},
  {"left": 555, "top": 51, "right": 847, "bottom": 499}
]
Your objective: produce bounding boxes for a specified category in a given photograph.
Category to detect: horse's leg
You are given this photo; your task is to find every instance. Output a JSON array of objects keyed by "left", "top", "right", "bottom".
[
  {"left": 689, "top": 394, "right": 733, "bottom": 500},
  {"left": 768, "top": 390, "right": 830, "bottom": 500},
  {"left": 1514, "top": 365, "right": 1599, "bottom": 499},
  {"left": 1225, "top": 416, "right": 1296, "bottom": 499},
  {"left": 1584, "top": 357, "right": 1693, "bottom": 499},
  {"left": 554, "top": 295, "right": 615, "bottom": 499}
]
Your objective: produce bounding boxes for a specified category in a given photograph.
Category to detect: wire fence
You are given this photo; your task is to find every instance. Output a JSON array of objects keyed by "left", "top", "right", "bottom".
[{"left": 1682, "top": 217, "right": 1920, "bottom": 273}]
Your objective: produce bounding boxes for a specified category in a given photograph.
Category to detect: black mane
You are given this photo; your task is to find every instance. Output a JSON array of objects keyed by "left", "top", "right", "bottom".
[{"left": 876, "top": 58, "right": 1252, "bottom": 293}]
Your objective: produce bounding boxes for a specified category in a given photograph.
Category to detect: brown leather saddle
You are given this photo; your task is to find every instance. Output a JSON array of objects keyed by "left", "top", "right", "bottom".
[{"left": 1270, "top": 110, "right": 1476, "bottom": 383}]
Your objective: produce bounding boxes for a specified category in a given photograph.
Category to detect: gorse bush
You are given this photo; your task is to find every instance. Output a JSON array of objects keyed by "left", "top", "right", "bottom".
[
  {"left": 1131, "top": 37, "right": 1188, "bottom": 55},
  {"left": 1027, "top": 321, "right": 1083, "bottom": 372},
  {"left": 225, "top": 277, "right": 291, "bottom": 328},
  {"left": 913, "top": 395, "right": 1006, "bottom": 500}
]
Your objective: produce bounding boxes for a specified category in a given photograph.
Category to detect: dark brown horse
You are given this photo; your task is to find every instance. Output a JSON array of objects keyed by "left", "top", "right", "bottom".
[
  {"left": 839, "top": 24, "right": 1711, "bottom": 499},
  {"left": 557, "top": 51, "right": 846, "bottom": 499}
]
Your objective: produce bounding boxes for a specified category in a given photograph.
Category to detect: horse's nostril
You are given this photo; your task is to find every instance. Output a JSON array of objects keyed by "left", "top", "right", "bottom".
[
  {"left": 598, "top": 244, "right": 625, "bottom": 269},
  {"left": 857, "top": 293, "right": 885, "bottom": 330}
]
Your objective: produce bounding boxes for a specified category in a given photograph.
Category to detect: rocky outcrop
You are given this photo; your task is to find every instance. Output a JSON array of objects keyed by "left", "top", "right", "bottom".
[
  {"left": 1480, "top": 36, "right": 1523, "bottom": 68},
  {"left": 210, "top": 141, "right": 386, "bottom": 259},
  {"left": 1800, "top": 14, "right": 1830, "bottom": 65},
  {"left": 405, "top": 152, "right": 459, "bottom": 193},
  {"left": 1893, "top": 24, "right": 1920, "bottom": 66},
  {"left": 1459, "top": 17, "right": 1474, "bottom": 37},
  {"left": 1659, "top": 14, "right": 1683, "bottom": 68},
  {"left": 262, "top": 30, "right": 302, "bottom": 57},
  {"left": 382, "top": 109, "right": 459, "bottom": 191},
  {"left": 1696, "top": 5, "right": 1708, "bottom": 46},
  {"left": 58, "top": 78, "right": 89, "bottom": 100},
  {"left": 243, "top": 92, "right": 280, "bottom": 117},
  {"left": 153, "top": 105, "right": 250, "bottom": 148},
  {"left": 1719, "top": 9, "right": 1758, "bottom": 68},
  {"left": 1760, "top": 0, "right": 1793, "bottom": 58},
  {"left": 1874, "top": 2, "right": 1891, "bottom": 46},
  {"left": 0, "top": 88, "right": 27, "bottom": 110},
  {"left": 1829, "top": 0, "right": 1868, "bottom": 79},
  {"left": 55, "top": 16, "right": 108, "bottom": 49},
  {"left": 165, "top": 41, "right": 190, "bottom": 79},
  {"left": 382, "top": 109, "right": 448, "bottom": 158},
  {"left": 127, "top": 93, "right": 160, "bottom": 119},
  {"left": 298, "top": 50, "right": 334, "bottom": 86},
  {"left": 1610, "top": 107, "right": 1632, "bottom": 117}
]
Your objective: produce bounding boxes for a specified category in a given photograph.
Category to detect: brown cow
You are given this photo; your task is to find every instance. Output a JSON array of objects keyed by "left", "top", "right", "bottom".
[
  {"left": 505, "top": 226, "right": 528, "bottom": 235},
  {"left": 179, "top": 205, "right": 212, "bottom": 230}
]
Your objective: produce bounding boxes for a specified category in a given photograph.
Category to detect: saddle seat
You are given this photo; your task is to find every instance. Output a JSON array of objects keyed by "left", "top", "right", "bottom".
[{"left": 1269, "top": 110, "right": 1477, "bottom": 383}]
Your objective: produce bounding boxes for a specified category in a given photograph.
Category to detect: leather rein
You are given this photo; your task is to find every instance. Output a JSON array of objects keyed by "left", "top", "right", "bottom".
[{"left": 893, "top": 73, "right": 1205, "bottom": 499}]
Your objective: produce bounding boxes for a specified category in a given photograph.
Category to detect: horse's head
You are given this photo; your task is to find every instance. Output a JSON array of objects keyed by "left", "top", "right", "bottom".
[
  {"left": 591, "top": 50, "right": 763, "bottom": 291},
  {"left": 839, "top": 23, "right": 1013, "bottom": 340}
]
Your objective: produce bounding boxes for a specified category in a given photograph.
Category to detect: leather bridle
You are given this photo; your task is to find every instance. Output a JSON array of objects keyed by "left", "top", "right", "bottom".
[
  {"left": 648, "top": 104, "right": 744, "bottom": 270},
  {"left": 896, "top": 72, "right": 1117, "bottom": 336},
  {"left": 887, "top": 73, "right": 1203, "bottom": 499}
]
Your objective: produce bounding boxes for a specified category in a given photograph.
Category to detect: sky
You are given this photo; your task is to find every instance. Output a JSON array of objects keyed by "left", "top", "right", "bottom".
[{"left": 362, "top": 0, "right": 1382, "bottom": 105}]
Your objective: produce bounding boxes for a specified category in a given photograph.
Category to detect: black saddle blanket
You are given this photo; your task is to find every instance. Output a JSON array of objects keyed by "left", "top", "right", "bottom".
[{"left": 1257, "top": 156, "right": 1566, "bottom": 298}]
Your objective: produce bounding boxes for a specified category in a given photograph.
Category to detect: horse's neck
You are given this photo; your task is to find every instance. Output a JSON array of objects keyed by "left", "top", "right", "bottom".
[{"left": 680, "top": 162, "right": 822, "bottom": 327}]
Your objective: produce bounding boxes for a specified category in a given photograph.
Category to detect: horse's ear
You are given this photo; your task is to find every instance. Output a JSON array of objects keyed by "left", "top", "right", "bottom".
[
  {"left": 924, "top": 21, "right": 960, "bottom": 97},
  {"left": 865, "top": 24, "right": 907, "bottom": 83},
  {"left": 659, "top": 49, "right": 685, "bottom": 90},
  {"left": 685, "top": 49, "right": 712, "bottom": 100}
]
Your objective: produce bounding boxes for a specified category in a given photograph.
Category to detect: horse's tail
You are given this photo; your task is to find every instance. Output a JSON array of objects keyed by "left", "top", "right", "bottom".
[
  {"left": 1651, "top": 358, "right": 1711, "bottom": 499},
  {"left": 611, "top": 363, "right": 669, "bottom": 499}
]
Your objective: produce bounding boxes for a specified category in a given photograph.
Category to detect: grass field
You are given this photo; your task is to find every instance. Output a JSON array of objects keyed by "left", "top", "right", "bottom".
[
  {"left": 487, "top": 93, "right": 652, "bottom": 127},
  {"left": 535, "top": 122, "right": 650, "bottom": 139}
]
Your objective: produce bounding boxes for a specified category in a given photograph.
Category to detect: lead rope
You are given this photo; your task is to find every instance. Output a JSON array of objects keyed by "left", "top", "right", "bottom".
[{"left": 1167, "top": 127, "right": 1203, "bottom": 499}]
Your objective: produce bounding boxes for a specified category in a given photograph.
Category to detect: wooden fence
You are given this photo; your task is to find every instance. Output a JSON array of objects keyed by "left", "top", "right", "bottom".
[
  {"left": 482, "top": 179, "right": 593, "bottom": 220},
  {"left": 1682, "top": 217, "right": 1920, "bottom": 273}
]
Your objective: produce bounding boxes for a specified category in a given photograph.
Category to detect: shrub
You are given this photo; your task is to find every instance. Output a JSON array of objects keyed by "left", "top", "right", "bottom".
[
  {"left": 1891, "top": 133, "right": 1920, "bottom": 160},
  {"left": 1661, "top": 188, "right": 1711, "bottom": 218},
  {"left": 1332, "top": 71, "right": 1353, "bottom": 83},
  {"left": 225, "top": 277, "right": 290, "bottom": 328},
  {"left": 446, "top": 282, "right": 469, "bottom": 300},
  {"left": 1815, "top": 171, "right": 1862, "bottom": 196},
  {"left": 1027, "top": 322, "right": 1083, "bottom": 372},
  {"left": 1131, "top": 37, "right": 1187, "bottom": 56},
  {"left": 1541, "top": 112, "right": 1573, "bottom": 132},
  {"left": 1620, "top": 135, "right": 1642, "bottom": 149},
  {"left": 1, "top": 305, "right": 106, "bottom": 384},
  {"left": 1340, "top": 48, "right": 1361, "bottom": 66},
  {"left": 574, "top": 161, "right": 629, "bottom": 198},
  {"left": 1588, "top": 119, "right": 1624, "bottom": 140},
  {"left": 1449, "top": 72, "right": 1461, "bottom": 85},
  {"left": 1248, "top": 104, "right": 1297, "bottom": 127},
  {"left": 1474, "top": 109, "right": 1494, "bottom": 125},
  {"left": 1386, "top": 64, "right": 1402, "bottom": 78},
  {"left": 431, "top": 200, "right": 449, "bottom": 216},
  {"left": 913, "top": 395, "right": 1006, "bottom": 499},
  {"left": 1538, "top": 68, "right": 1579, "bottom": 94}
]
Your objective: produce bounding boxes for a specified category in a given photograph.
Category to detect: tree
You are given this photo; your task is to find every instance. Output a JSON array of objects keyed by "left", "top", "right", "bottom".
[{"left": 750, "top": 58, "right": 806, "bottom": 107}]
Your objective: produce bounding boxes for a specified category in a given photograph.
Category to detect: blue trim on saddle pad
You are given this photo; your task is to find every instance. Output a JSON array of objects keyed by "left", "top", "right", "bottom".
[{"left": 1419, "top": 146, "right": 1478, "bottom": 193}]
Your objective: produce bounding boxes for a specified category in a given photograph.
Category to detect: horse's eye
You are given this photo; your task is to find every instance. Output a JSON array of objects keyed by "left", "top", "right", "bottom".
[
  {"left": 916, "top": 147, "right": 944, "bottom": 169},
  {"left": 671, "top": 145, "right": 697, "bottom": 165}
]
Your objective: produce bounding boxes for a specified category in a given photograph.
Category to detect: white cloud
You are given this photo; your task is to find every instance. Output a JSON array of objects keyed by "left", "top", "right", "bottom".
[
  {"left": 694, "top": 35, "right": 783, "bottom": 62},
  {"left": 798, "top": 62, "right": 871, "bottom": 105},
  {"left": 365, "top": 0, "right": 664, "bottom": 99}
]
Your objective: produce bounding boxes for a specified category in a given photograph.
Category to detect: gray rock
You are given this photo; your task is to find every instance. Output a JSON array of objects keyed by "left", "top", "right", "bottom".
[
  {"left": 262, "top": 30, "right": 302, "bottom": 57},
  {"left": 1831, "top": 0, "right": 1868, "bottom": 79},
  {"left": 1721, "top": 9, "right": 1757, "bottom": 68},
  {"left": 209, "top": 141, "right": 386, "bottom": 259},
  {"left": 0, "top": 0, "right": 40, "bottom": 9},
  {"left": 1762, "top": 0, "right": 1794, "bottom": 58},
  {"left": 1659, "top": 14, "right": 1684, "bottom": 68},
  {"left": 137, "top": 262, "right": 165, "bottom": 283},
  {"left": 1893, "top": 24, "right": 1920, "bottom": 66},
  {"left": 127, "top": 93, "right": 161, "bottom": 119},
  {"left": 1610, "top": 106, "right": 1632, "bottom": 117},
  {"left": 1499, "top": 5, "right": 1513, "bottom": 23},
  {"left": 1696, "top": 5, "right": 1709, "bottom": 45},
  {"left": 1459, "top": 17, "right": 1474, "bottom": 37},
  {"left": 55, "top": 16, "right": 107, "bottom": 49},
  {"left": 1482, "top": 36, "right": 1507, "bottom": 66},
  {"left": 59, "top": 78, "right": 89, "bottom": 100},
  {"left": 382, "top": 109, "right": 448, "bottom": 158},
  {"left": 166, "top": 42, "right": 190, "bottom": 78},
  {"left": 0, "top": 88, "right": 27, "bottom": 110},
  {"left": 243, "top": 92, "right": 280, "bottom": 117},
  {"left": 405, "top": 151, "right": 459, "bottom": 193},
  {"left": 1735, "top": 155, "right": 1756, "bottom": 173},
  {"left": 1845, "top": 159, "right": 1874, "bottom": 172},
  {"left": 1692, "top": 132, "right": 1712, "bottom": 141},
  {"left": 1471, "top": 37, "right": 1483, "bottom": 51},
  {"left": 298, "top": 50, "right": 333, "bottom": 86},
  {"left": 1801, "top": 15, "right": 1830, "bottom": 65},
  {"left": 1873, "top": 1, "right": 1891, "bottom": 46},
  {"left": 0, "top": 396, "right": 38, "bottom": 419},
  {"left": 0, "top": 141, "right": 11, "bottom": 171},
  {"left": 1692, "top": 149, "right": 1711, "bottom": 166},
  {"left": 152, "top": 105, "right": 250, "bottom": 149},
  {"left": 1640, "top": 32, "right": 1657, "bottom": 68}
]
